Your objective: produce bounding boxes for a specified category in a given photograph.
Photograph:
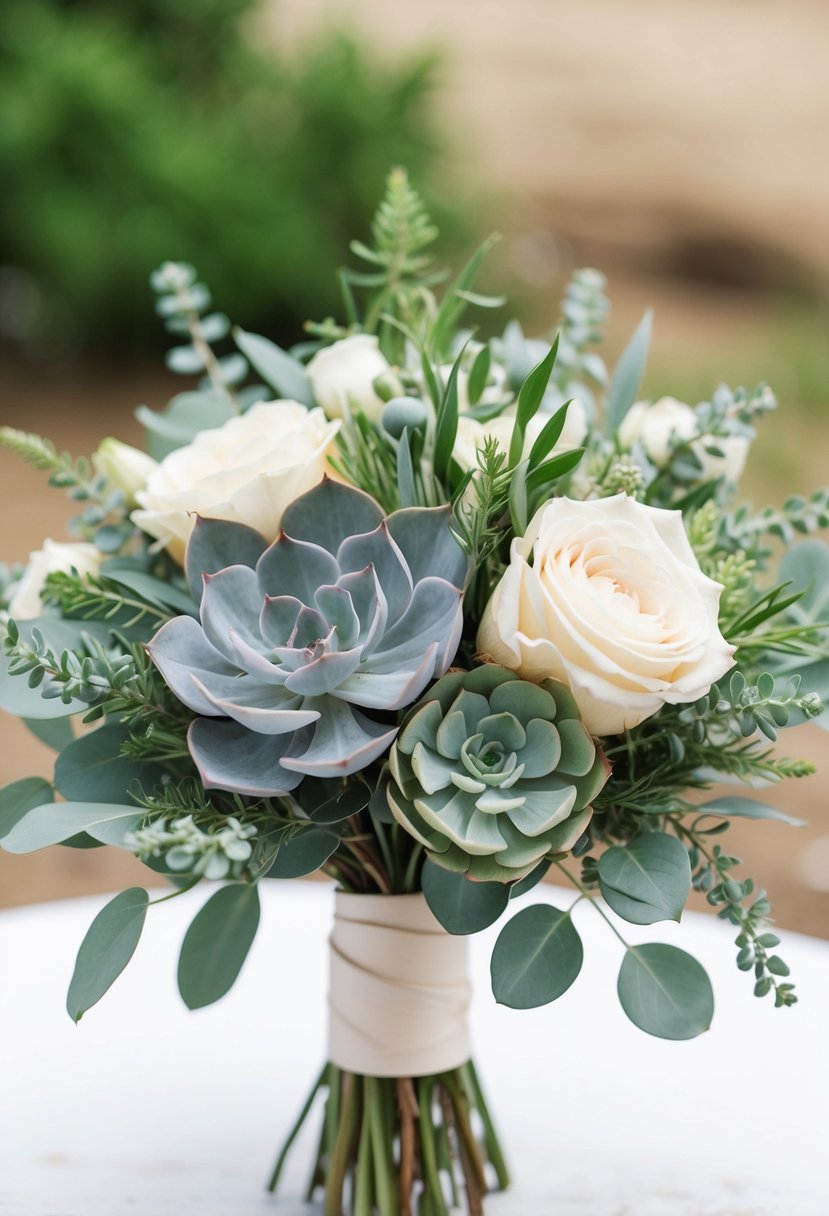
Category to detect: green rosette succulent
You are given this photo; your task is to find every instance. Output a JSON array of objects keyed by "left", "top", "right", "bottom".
[{"left": 387, "top": 665, "right": 610, "bottom": 882}]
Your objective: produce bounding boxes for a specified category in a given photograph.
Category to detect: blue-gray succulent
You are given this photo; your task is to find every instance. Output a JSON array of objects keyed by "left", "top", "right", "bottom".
[{"left": 148, "top": 479, "right": 468, "bottom": 795}]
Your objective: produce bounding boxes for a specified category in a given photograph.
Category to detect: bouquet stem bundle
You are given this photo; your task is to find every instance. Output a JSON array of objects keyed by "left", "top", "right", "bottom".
[{"left": 270, "top": 1060, "right": 508, "bottom": 1216}]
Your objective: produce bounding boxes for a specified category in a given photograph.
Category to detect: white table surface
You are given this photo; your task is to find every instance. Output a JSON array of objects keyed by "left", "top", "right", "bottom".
[{"left": 1, "top": 880, "right": 827, "bottom": 1216}]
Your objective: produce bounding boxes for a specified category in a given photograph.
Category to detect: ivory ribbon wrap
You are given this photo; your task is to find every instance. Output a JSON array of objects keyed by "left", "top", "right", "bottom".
[{"left": 327, "top": 891, "right": 471, "bottom": 1078}]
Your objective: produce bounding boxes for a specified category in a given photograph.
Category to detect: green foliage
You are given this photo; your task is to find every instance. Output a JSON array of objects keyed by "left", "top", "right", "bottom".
[
  {"left": 66, "top": 889, "right": 149, "bottom": 1022},
  {"left": 177, "top": 883, "right": 260, "bottom": 1009},
  {"left": 0, "top": 1, "right": 457, "bottom": 352},
  {"left": 597, "top": 832, "right": 691, "bottom": 925},
  {"left": 490, "top": 904, "right": 584, "bottom": 1009},
  {"left": 422, "top": 861, "right": 510, "bottom": 935},
  {"left": 617, "top": 944, "right": 714, "bottom": 1040},
  {"left": 1, "top": 801, "right": 143, "bottom": 853},
  {"left": 604, "top": 310, "right": 652, "bottom": 435},
  {"left": 0, "top": 777, "right": 53, "bottom": 839},
  {"left": 264, "top": 827, "right": 341, "bottom": 879}
]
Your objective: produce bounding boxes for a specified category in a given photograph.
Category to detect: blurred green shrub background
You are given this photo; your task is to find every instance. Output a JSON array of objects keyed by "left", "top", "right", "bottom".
[{"left": 0, "top": 0, "right": 455, "bottom": 352}]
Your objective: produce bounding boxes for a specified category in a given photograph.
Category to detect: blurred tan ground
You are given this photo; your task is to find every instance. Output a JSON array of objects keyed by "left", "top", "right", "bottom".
[{"left": 1, "top": 0, "right": 828, "bottom": 932}]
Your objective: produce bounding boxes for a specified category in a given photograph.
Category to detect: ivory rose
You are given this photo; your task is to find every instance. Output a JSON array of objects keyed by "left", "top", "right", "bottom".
[
  {"left": 8, "top": 540, "right": 102, "bottom": 620},
  {"left": 132, "top": 401, "right": 339, "bottom": 563},
  {"left": 477, "top": 493, "right": 734, "bottom": 736},
  {"left": 453, "top": 398, "right": 588, "bottom": 474},
  {"left": 306, "top": 334, "right": 391, "bottom": 422},
  {"left": 620, "top": 396, "right": 750, "bottom": 483}
]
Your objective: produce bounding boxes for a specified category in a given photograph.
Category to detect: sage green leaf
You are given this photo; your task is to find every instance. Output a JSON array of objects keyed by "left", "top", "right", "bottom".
[
  {"left": 422, "top": 861, "right": 510, "bottom": 935},
  {"left": 491, "top": 904, "right": 583, "bottom": 1009},
  {"left": 605, "top": 309, "right": 652, "bottom": 434},
  {"left": 697, "top": 796, "right": 805, "bottom": 827},
  {"left": 23, "top": 716, "right": 74, "bottom": 751},
  {"left": 508, "top": 337, "right": 559, "bottom": 468},
  {"left": 66, "top": 889, "right": 149, "bottom": 1022},
  {"left": 55, "top": 723, "right": 164, "bottom": 805},
  {"left": 135, "top": 390, "right": 236, "bottom": 460},
  {"left": 509, "top": 858, "right": 551, "bottom": 899},
  {"left": 0, "top": 777, "right": 53, "bottom": 840},
  {"left": 234, "top": 328, "right": 313, "bottom": 405},
  {"left": 265, "top": 828, "right": 340, "bottom": 878},
  {"left": 466, "top": 342, "right": 491, "bottom": 406},
  {"left": 177, "top": 883, "right": 260, "bottom": 1009},
  {"left": 598, "top": 832, "right": 691, "bottom": 925},
  {"left": 617, "top": 944, "right": 714, "bottom": 1040},
  {"left": 1, "top": 802, "right": 142, "bottom": 853}
]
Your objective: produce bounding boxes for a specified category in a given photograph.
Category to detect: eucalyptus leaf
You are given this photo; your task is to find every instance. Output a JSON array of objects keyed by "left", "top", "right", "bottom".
[
  {"left": 55, "top": 723, "right": 165, "bottom": 805},
  {"left": 422, "top": 861, "right": 510, "bottom": 935},
  {"left": 23, "top": 716, "right": 74, "bottom": 751},
  {"left": 696, "top": 796, "right": 806, "bottom": 827},
  {"left": 1, "top": 802, "right": 142, "bottom": 853},
  {"left": 234, "top": 329, "right": 313, "bottom": 405},
  {"left": 177, "top": 883, "right": 261, "bottom": 1009},
  {"left": 264, "top": 828, "right": 340, "bottom": 878},
  {"left": 66, "top": 889, "right": 149, "bottom": 1022},
  {"left": 605, "top": 309, "right": 652, "bottom": 434},
  {"left": 491, "top": 904, "right": 583, "bottom": 1009},
  {"left": 509, "top": 859, "right": 551, "bottom": 899},
  {"left": 0, "top": 777, "right": 53, "bottom": 840},
  {"left": 598, "top": 832, "right": 691, "bottom": 925},
  {"left": 617, "top": 944, "right": 714, "bottom": 1040},
  {"left": 135, "top": 391, "right": 236, "bottom": 460}
]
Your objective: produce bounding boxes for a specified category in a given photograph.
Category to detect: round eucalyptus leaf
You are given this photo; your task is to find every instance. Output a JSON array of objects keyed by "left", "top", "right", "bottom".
[
  {"left": 264, "top": 828, "right": 340, "bottom": 879},
  {"left": 422, "top": 861, "right": 510, "bottom": 935},
  {"left": 178, "top": 883, "right": 260, "bottom": 1010},
  {"left": 491, "top": 904, "right": 583, "bottom": 1009},
  {"left": 0, "top": 777, "right": 53, "bottom": 840},
  {"left": 55, "top": 723, "right": 164, "bottom": 805},
  {"left": 598, "top": 832, "right": 691, "bottom": 925},
  {"left": 617, "top": 944, "right": 714, "bottom": 1040},
  {"left": 67, "top": 888, "right": 149, "bottom": 1023}
]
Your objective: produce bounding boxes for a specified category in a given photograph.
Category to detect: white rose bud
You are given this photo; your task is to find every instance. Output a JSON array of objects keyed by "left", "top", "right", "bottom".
[
  {"left": 620, "top": 396, "right": 750, "bottom": 484},
  {"left": 93, "top": 438, "right": 158, "bottom": 506},
  {"left": 132, "top": 401, "right": 340, "bottom": 564},
  {"left": 306, "top": 334, "right": 391, "bottom": 423},
  {"left": 7, "top": 540, "right": 102, "bottom": 621},
  {"left": 477, "top": 493, "right": 734, "bottom": 736},
  {"left": 618, "top": 397, "right": 697, "bottom": 467}
]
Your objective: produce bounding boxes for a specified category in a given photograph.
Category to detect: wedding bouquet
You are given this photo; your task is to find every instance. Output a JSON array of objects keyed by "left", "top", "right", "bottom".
[{"left": 1, "top": 169, "right": 827, "bottom": 1215}]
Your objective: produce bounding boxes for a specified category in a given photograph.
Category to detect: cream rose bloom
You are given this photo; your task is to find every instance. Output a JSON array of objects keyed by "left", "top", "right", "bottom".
[
  {"left": 306, "top": 334, "right": 390, "bottom": 422},
  {"left": 132, "top": 401, "right": 339, "bottom": 564},
  {"left": 477, "top": 493, "right": 734, "bottom": 736},
  {"left": 453, "top": 398, "right": 588, "bottom": 473},
  {"left": 620, "top": 396, "right": 750, "bottom": 483},
  {"left": 8, "top": 540, "right": 102, "bottom": 620}
]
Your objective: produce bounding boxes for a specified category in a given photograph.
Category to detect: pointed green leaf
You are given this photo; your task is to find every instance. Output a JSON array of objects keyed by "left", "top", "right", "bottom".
[
  {"left": 178, "top": 884, "right": 261, "bottom": 1010},
  {"left": 422, "top": 861, "right": 510, "bottom": 935},
  {"left": 617, "top": 944, "right": 713, "bottom": 1039},
  {"left": 528, "top": 401, "right": 571, "bottom": 468},
  {"left": 234, "top": 329, "right": 313, "bottom": 405},
  {"left": 605, "top": 309, "right": 652, "bottom": 434},
  {"left": 67, "top": 889, "right": 149, "bottom": 1022},
  {"left": 598, "top": 832, "right": 691, "bottom": 925},
  {"left": 697, "top": 796, "right": 806, "bottom": 827},
  {"left": 466, "top": 343, "right": 492, "bottom": 406},
  {"left": 491, "top": 903, "right": 583, "bottom": 1009},
  {"left": 508, "top": 337, "right": 559, "bottom": 468},
  {"left": 433, "top": 346, "right": 465, "bottom": 482}
]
